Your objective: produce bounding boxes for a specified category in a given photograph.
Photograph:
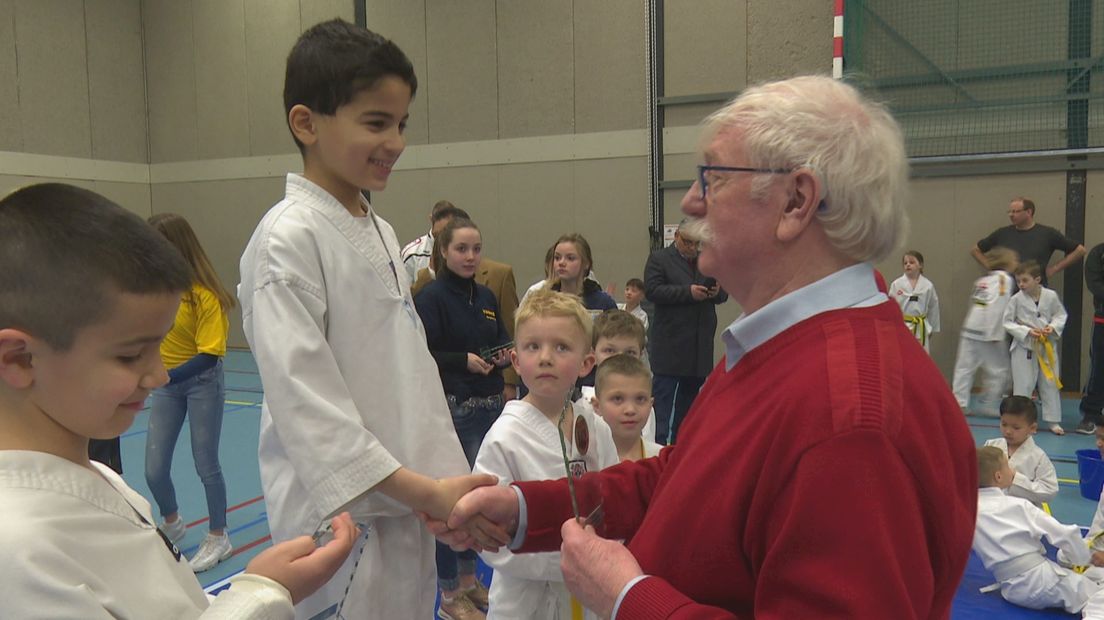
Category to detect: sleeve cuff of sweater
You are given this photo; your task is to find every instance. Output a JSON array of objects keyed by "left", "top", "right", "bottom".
[{"left": 614, "top": 575, "right": 696, "bottom": 619}]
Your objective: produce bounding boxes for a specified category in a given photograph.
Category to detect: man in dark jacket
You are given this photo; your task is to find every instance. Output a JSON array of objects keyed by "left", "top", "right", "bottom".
[
  {"left": 645, "top": 221, "right": 727, "bottom": 444},
  {"left": 1079, "top": 242, "right": 1104, "bottom": 433}
]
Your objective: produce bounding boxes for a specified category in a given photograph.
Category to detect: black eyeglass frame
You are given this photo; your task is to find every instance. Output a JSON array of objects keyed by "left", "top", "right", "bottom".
[{"left": 696, "top": 164, "right": 793, "bottom": 200}]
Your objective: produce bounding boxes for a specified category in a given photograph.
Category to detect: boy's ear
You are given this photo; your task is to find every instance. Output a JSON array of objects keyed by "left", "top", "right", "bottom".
[
  {"left": 589, "top": 395, "right": 599, "bottom": 409},
  {"left": 578, "top": 351, "right": 596, "bottom": 378},
  {"left": 510, "top": 348, "right": 520, "bottom": 372},
  {"left": 288, "top": 104, "right": 319, "bottom": 147},
  {"left": 0, "top": 329, "right": 36, "bottom": 389}
]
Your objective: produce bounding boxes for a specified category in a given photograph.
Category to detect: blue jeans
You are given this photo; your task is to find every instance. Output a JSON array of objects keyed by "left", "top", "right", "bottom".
[
  {"left": 436, "top": 394, "right": 502, "bottom": 590},
  {"left": 652, "top": 375, "right": 705, "bottom": 445},
  {"left": 144, "top": 359, "right": 228, "bottom": 531}
]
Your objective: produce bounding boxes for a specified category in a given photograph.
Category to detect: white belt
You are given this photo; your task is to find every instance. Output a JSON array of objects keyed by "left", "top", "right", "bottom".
[{"left": 990, "top": 552, "right": 1048, "bottom": 582}]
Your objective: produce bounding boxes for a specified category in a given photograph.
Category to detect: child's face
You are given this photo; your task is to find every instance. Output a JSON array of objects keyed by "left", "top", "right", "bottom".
[
  {"left": 443, "top": 227, "right": 482, "bottom": 278},
  {"left": 23, "top": 292, "right": 178, "bottom": 444},
  {"left": 624, "top": 286, "right": 643, "bottom": 306},
  {"left": 512, "top": 316, "right": 594, "bottom": 401},
  {"left": 1095, "top": 426, "right": 1104, "bottom": 457},
  {"left": 553, "top": 242, "right": 585, "bottom": 282},
  {"left": 902, "top": 255, "right": 921, "bottom": 277},
  {"left": 1017, "top": 273, "right": 1042, "bottom": 294},
  {"left": 593, "top": 373, "right": 653, "bottom": 442},
  {"left": 594, "top": 335, "right": 642, "bottom": 366},
  {"left": 999, "top": 413, "right": 1036, "bottom": 448},
  {"left": 310, "top": 76, "right": 412, "bottom": 192}
]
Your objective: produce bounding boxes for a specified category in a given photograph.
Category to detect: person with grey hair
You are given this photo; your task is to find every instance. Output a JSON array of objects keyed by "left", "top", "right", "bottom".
[{"left": 427, "top": 75, "right": 977, "bottom": 617}]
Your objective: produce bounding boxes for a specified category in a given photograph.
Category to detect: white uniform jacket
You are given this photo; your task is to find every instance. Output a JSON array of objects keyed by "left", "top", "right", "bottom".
[
  {"left": 0, "top": 451, "right": 292, "bottom": 619},
  {"left": 984, "top": 437, "right": 1059, "bottom": 505},
  {"left": 889, "top": 274, "right": 940, "bottom": 349},
  {"left": 974, "top": 487, "right": 1096, "bottom": 611},
  {"left": 238, "top": 175, "right": 468, "bottom": 617},
  {"left": 1003, "top": 288, "right": 1068, "bottom": 352},
  {"left": 400, "top": 231, "right": 432, "bottom": 282},
  {"left": 474, "top": 400, "right": 619, "bottom": 619},
  {"left": 579, "top": 385, "right": 655, "bottom": 442},
  {"left": 962, "top": 271, "right": 1015, "bottom": 341}
]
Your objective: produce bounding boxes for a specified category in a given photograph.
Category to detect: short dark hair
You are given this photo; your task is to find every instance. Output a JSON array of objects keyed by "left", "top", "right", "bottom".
[
  {"left": 595, "top": 353, "right": 652, "bottom": 397},
  {"left": 1000, "top": 395, "right": 1038, "bottom": 425},
  {"left": 431, "top": 205, "right": 471, "bottom": 224},
  {"left": 593, "top": 309, "right": 646, "bottom": 349},
  {"left": 1015, "top": 197, "right": 1036, "bottom": 216},
  {"left": 626, "top": 278, "right": 645, "bottom": 291},
  {"left": 1014, "top": 260, "right": 1042, "bottom": 280},
  {"left": 0, "top": 184, "right": 191, "bottom": 350},
  {"left": 283, "top": 19, "right": 417, "bottom": 152}
]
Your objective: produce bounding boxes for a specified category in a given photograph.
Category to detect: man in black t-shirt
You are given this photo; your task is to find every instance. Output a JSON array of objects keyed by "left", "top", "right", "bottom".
[{"left": 970, "top": 197, "right": 1085, "bottom": 287}]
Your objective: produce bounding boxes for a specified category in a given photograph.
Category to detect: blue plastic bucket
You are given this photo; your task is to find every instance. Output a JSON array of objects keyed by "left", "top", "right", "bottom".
[{"left": 1078, "top": 448, "right": 1104, "bottom": 501}]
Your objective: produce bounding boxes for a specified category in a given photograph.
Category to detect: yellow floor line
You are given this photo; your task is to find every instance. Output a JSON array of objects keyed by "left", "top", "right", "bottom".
[
  {"left": 225, "top": 399, "right": 261, "bottom": 407},
  {"left": 1059, "top": 477, "right": 1080, "bottom": 484}
]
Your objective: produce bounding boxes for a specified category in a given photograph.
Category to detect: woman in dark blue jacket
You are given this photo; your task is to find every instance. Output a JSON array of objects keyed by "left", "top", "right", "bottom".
[{"left": 413, "top": 216, "right": 509, "bottom": 614}]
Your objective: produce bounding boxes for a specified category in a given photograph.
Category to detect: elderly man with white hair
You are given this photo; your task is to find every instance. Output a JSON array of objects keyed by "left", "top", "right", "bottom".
[{"left": 428, "top": 75, "right": 977, "bottom": 618}]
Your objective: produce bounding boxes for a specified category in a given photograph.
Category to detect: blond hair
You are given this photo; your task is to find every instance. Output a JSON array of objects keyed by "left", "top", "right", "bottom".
[
  {"left": 984, "top": 246, "right": 1019, "bottom": 273},
  {"left": 593, "top": 309, "right": 646, "bottom": 349},
  {"left": 516, "top": 288, "right": 593, "bottom": 349},
  {"left": 977, "top": 446, "right": 1006, "bottom": 488},
  {"left": 148, "top": 213, "right": 236, "bottom": 311}
]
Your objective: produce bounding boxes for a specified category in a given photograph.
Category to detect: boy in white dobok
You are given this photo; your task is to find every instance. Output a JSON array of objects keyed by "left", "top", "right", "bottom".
[
  {"left": 1003, "top": 260, "right": 1069, "bottom": 434},
  {"left": 474, "top": 290, "right": 619, "bottom": 619},
  {"left": 952, "top": 247, "right": 1018, "bottom": 417},
  {"left": 238, "top": 20, "right": 499, "bottom": 620},
  {"left": 0, "top": 184, "right": 357, "bottom": 619},
  {"left": 591, "top": 354, "right": 663, "bottom": 461},
  {"left": 973, "top": 446, "right": 1098, "bottom": 613},
  {"left": 984, "top": 396, "right": 1058, "bottom": 506},
  {"left": 576, "top": 309, "right": 655, "bottom": 441},
  {"left": 1060, "top": 426, "right": 1104, "bottom": 585}
]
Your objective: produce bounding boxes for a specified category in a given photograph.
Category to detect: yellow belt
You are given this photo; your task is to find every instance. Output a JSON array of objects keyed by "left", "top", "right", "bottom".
[
  {"left": 571, "top": 597, "right": 584, "bottom": 619},
  {"left": 1033, "top": 337, "right": 1063, "bottom": 390},
  {"left": 903, "top": 314, "right": 928, "bottom": 346}
]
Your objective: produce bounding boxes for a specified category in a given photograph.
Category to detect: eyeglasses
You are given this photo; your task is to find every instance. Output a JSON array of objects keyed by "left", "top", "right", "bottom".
[{"left": 696, "top": 164, "right": 793, "bottom": 200}]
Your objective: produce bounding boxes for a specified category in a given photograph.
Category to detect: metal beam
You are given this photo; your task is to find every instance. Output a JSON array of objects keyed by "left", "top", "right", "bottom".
[{"left": 656, "top": 92, "right": 738, "bottom": 107}]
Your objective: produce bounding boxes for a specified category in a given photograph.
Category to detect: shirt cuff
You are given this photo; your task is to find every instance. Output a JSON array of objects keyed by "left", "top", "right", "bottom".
[
  {"left": 611, "top": 575, "right": 650, "bottom": 619},
  {"left": 509, "top": 485, "right": 528, "bottom": 550}
]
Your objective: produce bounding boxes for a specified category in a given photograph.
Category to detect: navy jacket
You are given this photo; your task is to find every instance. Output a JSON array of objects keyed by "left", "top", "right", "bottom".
[
  {"left": 645, "top": 244, "right": 728, "bottom": 377},
  {"left": 415, "top": 266, "right": 510, "bottom": 401}
]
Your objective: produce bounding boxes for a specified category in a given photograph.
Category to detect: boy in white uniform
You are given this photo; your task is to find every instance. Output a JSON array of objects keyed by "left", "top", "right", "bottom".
[
  {"left": 474, "top": 290, "right": 619, "bottom": 619},
  {"left": 889, "top": 250, "right": 940, "bottom": 352},
  {"left": 0, "top": 183, "right": 357, "bottom": 618},
  {"left": 617, "top": 278, "right": 649, "bottom": 332},
  {"left": 973, "top": 446, "right": 1098, "bottom": 613},
  {"left": 1061, "top": 426, "right": 1104, "bottom": 585},
  {"left": 238, "top": 20, "right": 499, "bottom": 620},
  {"left": 576, "top": 309, "right": 655, "bottom": 440},
  {"left": 984, "top": 396, "right": 1058, "bottom": 506},
  {"left": 952, "top": 247, "right": 1018, "bottom": 417},
  {"left": 591, "top": 354, "right": 664, "bottom": 461},
  {"left": 1003, "top": 260, "right": 1069, "bottom": 434}
]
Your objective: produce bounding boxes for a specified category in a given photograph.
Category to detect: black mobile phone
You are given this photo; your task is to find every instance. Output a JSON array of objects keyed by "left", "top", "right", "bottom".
[{"left": 702, "top": 277, "right": 717, "bottom": 288}]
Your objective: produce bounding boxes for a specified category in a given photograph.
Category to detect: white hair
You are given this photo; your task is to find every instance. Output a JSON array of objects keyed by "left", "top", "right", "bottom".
[{"left": 702, "top": 75, "right": 910, "bottom": 263}]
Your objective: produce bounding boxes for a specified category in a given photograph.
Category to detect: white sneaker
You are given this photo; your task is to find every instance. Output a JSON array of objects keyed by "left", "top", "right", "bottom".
[
  {"left": 189, "top": 533, "right": 232, "bottom": 572},
  {"left": 159, "top": 517, "right": 186, "bottom": 543}
]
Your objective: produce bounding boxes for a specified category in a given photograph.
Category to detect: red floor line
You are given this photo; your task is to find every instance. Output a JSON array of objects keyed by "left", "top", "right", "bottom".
[
  {"left": 186, "top": 494, "right": 265, "bottom": 529},
  {"left": 231, "top": 534, "right": 272, "bottom": 557}
]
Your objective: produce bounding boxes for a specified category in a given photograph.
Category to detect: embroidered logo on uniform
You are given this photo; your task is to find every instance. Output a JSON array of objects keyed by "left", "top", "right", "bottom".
[{"left": 482, "top": 309, "right": 497, "bottom": 320}]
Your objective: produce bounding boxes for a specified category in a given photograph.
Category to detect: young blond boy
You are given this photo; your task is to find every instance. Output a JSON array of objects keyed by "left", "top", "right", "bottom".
[
  {"left": 237, "top": 19, "right": 497, "bottom": 619},
  {"left": 591, "top": 354, "right": 663, "bottom": 461},
  {"left": 577, "top": 309, "right": 655, "bottom": 440},
  {"left": 983, "top": 396, "right": 1058, "bottom": 506},
  {"left": 973, "top": 446, "right": 1097, "bottom": 613},
  {"left": 473, "top": 289, "right": 618, "bottom": 619},
  {"left": 952, "top": 247, "right": 1018, "bottom": 417},
  {"left": 0, "top": 183, "right": 358, "bottom": 618},
  {"left": 1003, "top": 260, "right": 1069, "bottom": 434}
]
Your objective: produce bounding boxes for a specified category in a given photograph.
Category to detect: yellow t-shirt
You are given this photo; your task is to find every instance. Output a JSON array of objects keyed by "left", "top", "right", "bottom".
[{"left": 160, "top": 284, "right": 229, "bottom": 369}]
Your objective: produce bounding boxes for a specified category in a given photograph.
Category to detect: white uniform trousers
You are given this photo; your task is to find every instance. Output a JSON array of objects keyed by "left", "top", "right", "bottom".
[
  {"left": 952, "top": 338, "right": 1010, "bottom": 415},
  {"left": 1010, "top": 346, "right": 1062, "bottom": 424},
  {"left": 1000, "top": 561, "right": 1097, "bottom": 613},
  {"left": 295, "top": 514, "right": 435, "bottom": 620}
]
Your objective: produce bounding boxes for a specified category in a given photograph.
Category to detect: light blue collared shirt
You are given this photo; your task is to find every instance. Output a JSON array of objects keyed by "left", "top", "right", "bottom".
[{"left": 609, "top": 263, "right": 887, "bottom": 619}]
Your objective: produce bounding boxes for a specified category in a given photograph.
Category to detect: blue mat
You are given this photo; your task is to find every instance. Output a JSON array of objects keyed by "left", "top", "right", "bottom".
[{"left": 953, "top": 551, "right": 1078, "bottom": 618}]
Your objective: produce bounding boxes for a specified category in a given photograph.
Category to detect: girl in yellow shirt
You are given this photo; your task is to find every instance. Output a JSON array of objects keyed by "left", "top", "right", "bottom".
[{"left": 147, "top": 214, "right": 235, "bottom": 572}]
